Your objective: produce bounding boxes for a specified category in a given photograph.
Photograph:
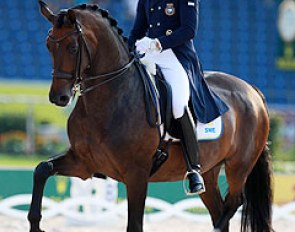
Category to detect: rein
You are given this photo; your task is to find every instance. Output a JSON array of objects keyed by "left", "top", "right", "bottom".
[
  {"left": 48, "top": 21, "right": 134, "bottom": 96},
  {"left": 78, "top": 59, "right": 135, "bottom": 95}
]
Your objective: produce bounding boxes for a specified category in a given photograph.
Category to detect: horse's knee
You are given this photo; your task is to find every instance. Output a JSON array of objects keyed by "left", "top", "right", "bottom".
[{"left": 34, "top": 161, "right": 54, "bottom": 182}]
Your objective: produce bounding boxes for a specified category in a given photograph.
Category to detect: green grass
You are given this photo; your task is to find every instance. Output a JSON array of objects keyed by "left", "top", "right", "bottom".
[
  {"left": 0, "top": 81, "right": 70, "bottom": 127},
  {"left": 0, "top": 102, "right": 69, "bottom": 127},
  {"left": 0, "top": 81, "right": 49, "bottom": 95},
  {"left": 0, "top": 154, "right": 46, "bottom": 167}
]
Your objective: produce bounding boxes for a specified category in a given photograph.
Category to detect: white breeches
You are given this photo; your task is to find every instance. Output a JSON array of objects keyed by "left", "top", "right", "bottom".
[{"left": 144, "top": 49, "right": 190, "bottom": 119}]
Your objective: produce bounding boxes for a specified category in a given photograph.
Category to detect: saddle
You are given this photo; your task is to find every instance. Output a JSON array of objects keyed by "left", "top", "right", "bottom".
[
  {"left": 134, "top": 58, "right": 184, "bottom": 176},
  {"left": 135, "top": 58, "right": 223, "bottom": 176},
  {"left": 134, "top": 59, "right": 176, "bottom": 136}
]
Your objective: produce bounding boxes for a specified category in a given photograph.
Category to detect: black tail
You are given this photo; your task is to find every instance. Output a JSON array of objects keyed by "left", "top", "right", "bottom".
[{"left": 241, "top": 145, "right": 274, "bottom": 232}]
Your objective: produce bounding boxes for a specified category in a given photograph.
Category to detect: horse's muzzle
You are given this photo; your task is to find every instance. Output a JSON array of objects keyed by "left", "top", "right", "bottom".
[{"left": 49, "top": 92, "right": 71, "bottom": 107}]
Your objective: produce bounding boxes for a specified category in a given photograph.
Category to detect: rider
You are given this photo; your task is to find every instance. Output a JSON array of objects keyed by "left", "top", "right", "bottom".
[{"left": 128, "top": 0, "right": 228, "bottom": 194}]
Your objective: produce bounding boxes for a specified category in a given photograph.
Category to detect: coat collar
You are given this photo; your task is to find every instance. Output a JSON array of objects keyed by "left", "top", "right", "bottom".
[{"left": 150, "top": 0, "right": 163, "bottom": 7}]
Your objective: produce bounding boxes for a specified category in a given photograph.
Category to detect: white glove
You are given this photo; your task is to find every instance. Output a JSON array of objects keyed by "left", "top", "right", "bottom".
[
  {"left": 140, "top": 57, "right": 157, "bottom": 75},
  {"left": 135, "top": 37, "right": 162, "bottom": 55}
]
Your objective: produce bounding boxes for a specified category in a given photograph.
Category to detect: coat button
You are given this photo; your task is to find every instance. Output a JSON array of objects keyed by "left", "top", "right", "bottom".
[
  {"left": 150, "top": 8, "right": 154, "bottom": 12},
  {"left": 158, "top": 6, "right": 162, "bottom": 10},
  {"left": 166, "top": 29, "right": 173, "bottom": 36},
  {"left": 157, "top": 22, "right": 161, "bottom": 26},
  {"left": 150, "top": 24, "right": 153, "bottom": 28}
]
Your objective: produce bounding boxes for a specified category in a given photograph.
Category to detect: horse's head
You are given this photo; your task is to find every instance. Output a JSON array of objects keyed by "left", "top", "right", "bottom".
[
  {"left": 39, "top": 1, "right": 92, "bottom": 106},
  {"left": 39, "top": 1, "right": 131, "bottom": 107}
]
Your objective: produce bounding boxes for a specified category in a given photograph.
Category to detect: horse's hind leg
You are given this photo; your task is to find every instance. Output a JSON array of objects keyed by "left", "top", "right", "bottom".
[
  {"left": 214, "top": 192, "right": 243, "bottom": 232},
  {"left": 28, "top": 149, "right": 91, "bottom": 232},
  {"left": 213, "top": 161, "right": 247, "bottom": 232},
  {"left": 200, "top": 165, "right": 229, "bottom": 232}
]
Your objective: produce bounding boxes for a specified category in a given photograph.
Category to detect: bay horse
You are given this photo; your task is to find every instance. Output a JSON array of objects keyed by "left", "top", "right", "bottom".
[{"left": 28, "top": 1, "right": 273, "bottom": 232}]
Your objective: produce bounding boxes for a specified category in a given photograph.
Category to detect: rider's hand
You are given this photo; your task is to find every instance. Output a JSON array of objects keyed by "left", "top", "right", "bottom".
[{"left": 135, "top": 37, "right": 162, "bottom": 54}]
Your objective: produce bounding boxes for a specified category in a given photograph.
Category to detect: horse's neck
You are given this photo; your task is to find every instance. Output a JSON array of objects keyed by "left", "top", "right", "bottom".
[
  {"left": 92, "top": 23, "right": 129, "bottom": 75},
  {"left": 74, "top": 65, "right": 144, "bottom": 130},
  {"left": 71, "top": 16, "right": 147, "bottom": 131}
]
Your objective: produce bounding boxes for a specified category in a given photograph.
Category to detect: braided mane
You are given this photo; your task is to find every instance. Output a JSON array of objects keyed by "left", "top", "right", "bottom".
[{"left": 68, "top": 4, "right": 128, "bottom": 43}]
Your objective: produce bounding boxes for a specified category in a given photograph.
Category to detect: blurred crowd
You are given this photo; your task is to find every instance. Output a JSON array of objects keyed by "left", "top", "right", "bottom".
[
  {"left": 47, "top": 0, "right": 137, "bottom": 18},
  {"left": 44, "top": 0, "right": 137, "bottom": 34}
]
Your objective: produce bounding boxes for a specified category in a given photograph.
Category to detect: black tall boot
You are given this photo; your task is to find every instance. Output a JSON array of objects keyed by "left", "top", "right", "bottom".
[{"left": 177, "top": 108, "right": 205, "bottom": 195}]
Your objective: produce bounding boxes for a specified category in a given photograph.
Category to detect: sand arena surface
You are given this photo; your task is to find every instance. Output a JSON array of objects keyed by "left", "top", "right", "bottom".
[{"left": 0, "top": 215, "right": 293, "bottom": 232}]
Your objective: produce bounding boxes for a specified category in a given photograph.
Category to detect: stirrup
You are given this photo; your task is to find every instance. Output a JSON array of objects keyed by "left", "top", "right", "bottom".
[{"left": 183, "top": 170, "right": 206, "bottom": 196}]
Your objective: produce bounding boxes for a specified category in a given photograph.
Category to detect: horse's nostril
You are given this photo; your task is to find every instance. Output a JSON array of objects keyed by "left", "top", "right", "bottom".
[{"left": 60, "top": 95, "right": 69, "bottom": 103}]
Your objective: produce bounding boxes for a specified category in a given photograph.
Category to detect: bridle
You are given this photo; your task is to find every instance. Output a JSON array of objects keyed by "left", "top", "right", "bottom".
[{"left": 47, "top": 21, "right": 134, "bottom": 96}]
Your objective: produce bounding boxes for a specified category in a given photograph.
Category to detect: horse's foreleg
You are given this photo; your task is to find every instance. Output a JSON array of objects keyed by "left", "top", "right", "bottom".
[
  {"left": 28, "top": 149, "right": 91, "bottom": 232},
  {"left": 27, "top": 161, "right": 54, "bottom": 232},
  {"left": 125, "top": 168, "right": 149, "bottom": 232}
]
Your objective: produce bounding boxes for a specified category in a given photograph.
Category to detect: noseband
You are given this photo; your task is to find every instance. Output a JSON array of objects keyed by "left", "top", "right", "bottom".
[{"left": 48, "top": 21, "right": 134, "bottom": 95}]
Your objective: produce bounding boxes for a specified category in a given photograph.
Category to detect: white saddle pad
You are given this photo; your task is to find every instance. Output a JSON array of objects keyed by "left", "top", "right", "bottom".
[
  {"left": 196, "top": 116, "right": 223, "bottom": 141},
  {"left": 141, "top": 60, "right": 223, "bottom": 141},
  {"left": 164, "top": 116, "right": 223, "bottom": 142}
]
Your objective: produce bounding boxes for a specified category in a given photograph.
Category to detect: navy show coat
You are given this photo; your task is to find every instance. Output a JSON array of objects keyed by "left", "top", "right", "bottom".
[{"left": 129, "top": 0, "right": 229, "bottom": 123}]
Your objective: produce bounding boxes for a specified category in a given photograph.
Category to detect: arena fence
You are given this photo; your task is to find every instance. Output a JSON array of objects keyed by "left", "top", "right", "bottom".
[
  {"left": 0, "top": 194, "right": 295, "bottom": 224},
  {"left": 0, "top": 169, "right": 294, "bottom": 224}
]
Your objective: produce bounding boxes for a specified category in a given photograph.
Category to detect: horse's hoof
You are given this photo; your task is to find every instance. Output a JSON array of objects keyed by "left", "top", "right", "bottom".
[{"left": 213, "top": 229, "right": 221, "bottom": 232}]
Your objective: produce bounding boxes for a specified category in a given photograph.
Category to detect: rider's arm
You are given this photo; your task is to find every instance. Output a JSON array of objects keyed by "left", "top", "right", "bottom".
[
  {"left": 128, "top": 0, "right": 148, "bottom": 49},
  {"left": 158, "top": 0, "right": 199, "bottom": 50}
]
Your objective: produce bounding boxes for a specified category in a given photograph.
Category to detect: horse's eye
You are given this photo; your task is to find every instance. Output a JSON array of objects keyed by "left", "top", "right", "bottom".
[{"left": 68, "top": 44, "right": 79, "bottom": 54}]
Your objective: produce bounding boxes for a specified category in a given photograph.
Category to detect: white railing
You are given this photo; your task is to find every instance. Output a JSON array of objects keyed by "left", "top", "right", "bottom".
[
  {"left": 0, "top": 177, "right": 294, "bottom": 224},
  {"left": 0, "top": 194, "right": 295, "bottom": 224}
]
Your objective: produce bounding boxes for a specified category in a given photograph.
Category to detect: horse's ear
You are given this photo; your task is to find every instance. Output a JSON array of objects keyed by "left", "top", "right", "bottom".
[
  {"left": 67, "top": 9, "right": 76, "bottom": 24},
  {"left": 39, "top": 1, "right": 55, "bottom": 23}
]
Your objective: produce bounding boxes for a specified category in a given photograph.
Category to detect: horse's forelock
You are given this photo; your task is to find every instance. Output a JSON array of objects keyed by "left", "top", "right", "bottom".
[{"left": 55, "top": 10, "right": 72, "bottom": 28}]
